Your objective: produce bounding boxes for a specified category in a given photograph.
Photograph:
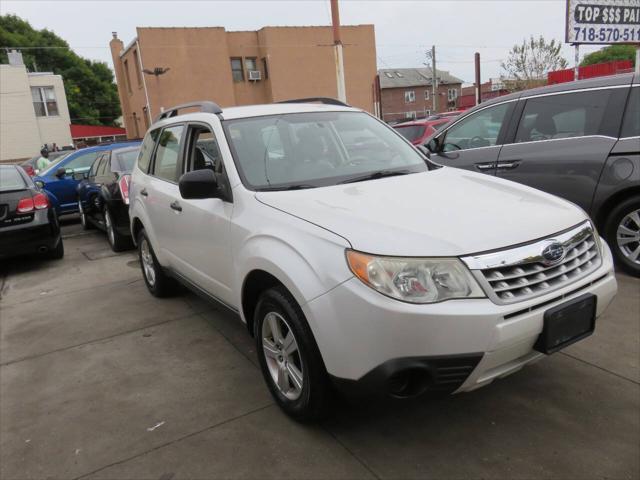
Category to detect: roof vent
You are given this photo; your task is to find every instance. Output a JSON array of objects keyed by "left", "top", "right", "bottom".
[
  {"left": 395, "top": 71, "right": 404, "bottom": 78},
  {"left": 8, "top": 50, "right": 24, "bottom": 66},
  {"left": 385, "top": 72, "right": 393, "bottom": 78}
]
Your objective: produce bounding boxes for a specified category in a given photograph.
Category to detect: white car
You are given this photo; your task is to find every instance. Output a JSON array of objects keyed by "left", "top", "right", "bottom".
[{"left": 129, "top": 99, "right": 617, "bottom": 420}]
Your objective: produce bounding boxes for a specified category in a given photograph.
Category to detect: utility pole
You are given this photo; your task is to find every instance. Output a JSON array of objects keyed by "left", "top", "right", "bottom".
[
  {"left": 635, "top": 45, "right": 640, "bottom": 75},
  {"left": 431, "top": 45, "right": 438, "bottom": 113},
  {"left": 474, "top": 52, "right": 481, "bottom": 105},
  {"left": 574, "top": 44, "right": 580, "bottom": 81},
  {"left": 330, "top": 0, "right": 347, "bottom": 103}
]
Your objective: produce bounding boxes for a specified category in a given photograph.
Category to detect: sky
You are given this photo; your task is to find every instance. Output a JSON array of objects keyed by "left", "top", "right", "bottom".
[{"left": 2, "top": 0, "right": 603, "bottom": 85}]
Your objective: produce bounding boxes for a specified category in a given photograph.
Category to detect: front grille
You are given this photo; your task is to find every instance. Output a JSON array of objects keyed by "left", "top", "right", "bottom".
[{"left": 462, "top": 222, "right": 602, "bottom": 305}]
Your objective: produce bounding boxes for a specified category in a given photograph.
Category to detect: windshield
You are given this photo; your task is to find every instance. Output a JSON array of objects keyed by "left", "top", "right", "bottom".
[
  {"left": 115, "top": 149, "right": 140, "bottom": 172},
  {"left": 0, "top": 166, "right": 27, "bottom": 191},
  {"left": 223, "top": 111, "right": 427, "bottom": 190},
  {"left": 395, "top": 125, "right": 426, "bottom": 142}
]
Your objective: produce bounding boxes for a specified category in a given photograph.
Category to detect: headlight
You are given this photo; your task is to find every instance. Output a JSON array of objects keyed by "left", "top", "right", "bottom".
[{"left": 346, "top": 250, "right": 485, "bottom": 304}]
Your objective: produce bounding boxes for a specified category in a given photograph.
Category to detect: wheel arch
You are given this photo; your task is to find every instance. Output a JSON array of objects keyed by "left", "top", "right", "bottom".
[
  {"left": 241, "top": 269, "right": 285, "bottom": 337},
  {"left": 594, "top": 186, "right": 640, "bottom": 231}
]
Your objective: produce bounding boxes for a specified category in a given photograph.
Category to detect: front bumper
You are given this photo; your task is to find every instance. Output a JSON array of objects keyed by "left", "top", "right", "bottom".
[{"left": 303, "top": 241, "right": 617, "bottom": 398}]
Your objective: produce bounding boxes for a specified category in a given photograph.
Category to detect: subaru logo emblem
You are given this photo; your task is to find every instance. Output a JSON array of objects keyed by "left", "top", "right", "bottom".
[{"left": 541, "top": 241, "right": 565, "bottom": 265}]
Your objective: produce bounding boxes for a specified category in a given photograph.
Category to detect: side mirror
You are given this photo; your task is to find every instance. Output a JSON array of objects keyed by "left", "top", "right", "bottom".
[
  {"left": 179, "top": 169, "right": 219, "bottom": 200},
  {"left": 55, "top": 167, "right": 67, "bottom": 179},
  {"left": 425, "top": 137, "right": 440, "bottom": 153}
]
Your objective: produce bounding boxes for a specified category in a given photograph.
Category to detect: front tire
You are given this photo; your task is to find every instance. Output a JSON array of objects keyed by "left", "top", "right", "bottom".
[
  {"left": 605, "top": 196, "right": 640, "bottom": 277},
  {"left": 254, "top": 286, "right": 331, "bottom": 421},
  {"left": 137, "top": 228, "right": 180, "bottom": 297}
]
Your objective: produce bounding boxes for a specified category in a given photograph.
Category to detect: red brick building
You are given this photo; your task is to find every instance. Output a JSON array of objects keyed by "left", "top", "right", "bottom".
[{"left": 378, "top": 68, "right": 463, "bottom": 123}]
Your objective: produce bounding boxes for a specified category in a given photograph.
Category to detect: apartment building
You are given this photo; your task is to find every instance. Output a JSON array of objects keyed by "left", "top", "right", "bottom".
[
  {"left": 110, "top": 26, "right": 377, "bottom": 138},
  {"left": 0, "top": 51, "right": 72, "bottom": 162},
  {"left": 378, "top": 68, "right": 463, "bottom": 123}
]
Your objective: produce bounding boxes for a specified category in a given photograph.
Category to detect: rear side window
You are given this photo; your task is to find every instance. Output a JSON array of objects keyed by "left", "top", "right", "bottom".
[
  {"left": 620, "top": 87, "right": 639, "bottom": 138},
  {"left": 115, "top": 149, "right": 140, "bottom": 172},
  {"left": 395, "top": 125, "right": 426, "bottom": 142},
  {"left": 0, "top": 167, "right": 26, "bottom": 191},
  {"left": 137, "top": 129, "right": 160, "bottom": 173},
  {"left": 515, "top": 90, "right": 610, "bottom": 143},
  {"left": 152, "top": 125, "right": 184, "bottom": 183}
]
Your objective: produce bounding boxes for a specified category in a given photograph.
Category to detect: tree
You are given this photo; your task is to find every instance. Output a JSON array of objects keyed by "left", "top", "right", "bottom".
[
  {"left": 581, "top": 44, "right": 636, "bottom": 67},
  {"left": 0, "top": 14, "right": 121, "bottom": 126},
  {"left": 501, "top": 36, "right": 568, "bottom": 91}
]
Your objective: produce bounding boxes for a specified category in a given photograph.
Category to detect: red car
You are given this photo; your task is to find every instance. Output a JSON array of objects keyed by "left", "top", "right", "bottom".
[{"left": 393, "top": 118, "right": 452, "bottom": 145}]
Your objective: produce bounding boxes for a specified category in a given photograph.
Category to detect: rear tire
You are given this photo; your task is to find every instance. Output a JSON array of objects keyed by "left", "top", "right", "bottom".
[
  {"left": 137, "top": 228, "right": 180, "bottom": 297},
  {"left": 254, "top": 286, "right": 332, "bottom": 421},
  {"left": 46, "top": 238, "right": 64, "bottom": 260},
  {"left": 105, "top": 207, "right": 133, "bottom": 252},
  {"left": 604, "top": 196, "right": 640, "bottom": 277},
  {"left": 78, "top": 200, "right": 92, "bottom": 230}
]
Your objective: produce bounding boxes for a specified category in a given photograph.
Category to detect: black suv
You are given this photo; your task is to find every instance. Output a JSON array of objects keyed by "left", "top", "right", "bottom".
[{"left": 425, "top": 73, "right": 640, "bottom": 276}]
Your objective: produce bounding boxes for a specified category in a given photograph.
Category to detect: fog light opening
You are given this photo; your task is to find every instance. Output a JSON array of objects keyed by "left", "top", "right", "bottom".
[{"left": 388, "top": 368, "right": 431, "bottom": 398}]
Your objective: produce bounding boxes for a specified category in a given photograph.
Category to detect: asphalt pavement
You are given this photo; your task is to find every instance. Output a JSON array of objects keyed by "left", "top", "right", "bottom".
[{"left": 1, "top": 217, "right": 638, "bottom": 479}]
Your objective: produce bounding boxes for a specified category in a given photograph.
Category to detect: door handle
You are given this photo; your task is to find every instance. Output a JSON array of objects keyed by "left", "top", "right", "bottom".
[
  {"left": 140, "top": 188, "right": 148, "bottom": 197},
  {"left": 497, "top": 160, "right": 521, "bottom": 170},
  {"left": 475, "top": 162, "right": 495, "bottom": 171},
  {"left": 170, "top": 201, "right": 182, "bottom": 212}
]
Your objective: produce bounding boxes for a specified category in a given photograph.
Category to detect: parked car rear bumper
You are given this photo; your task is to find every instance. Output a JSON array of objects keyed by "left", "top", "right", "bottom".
[{"left": 0, "top": 209, "right": 61, "bottom": 259}]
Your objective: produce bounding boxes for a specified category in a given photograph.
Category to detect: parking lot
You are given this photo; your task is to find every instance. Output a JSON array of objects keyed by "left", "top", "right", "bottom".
[{"left": 1, "top": 217, "right": 638, "bottom": 480}]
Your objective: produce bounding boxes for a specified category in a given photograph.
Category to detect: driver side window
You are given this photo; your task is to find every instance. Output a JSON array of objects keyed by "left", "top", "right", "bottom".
[{"left": 442, "top": 103, "right": 511, "bottom": 152}]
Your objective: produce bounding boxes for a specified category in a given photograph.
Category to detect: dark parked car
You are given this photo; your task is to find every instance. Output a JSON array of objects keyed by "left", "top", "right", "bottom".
[
  {"left": 424, "top": 73, "right": 640, "bottom": 276},
  {"left": 20, "top": 150, "right": 70, "bottom": 177},
  {"left": 33, "top": 142, "right": 140, "bottom": 216},
  {"left": 77, "top": 146, "right": 140, "bottom": 251},
  {"left": 0, "top": 164, "right": 63, "bottom": 260}
]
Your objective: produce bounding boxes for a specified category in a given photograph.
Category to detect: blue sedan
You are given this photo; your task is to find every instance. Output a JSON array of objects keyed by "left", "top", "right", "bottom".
[{"left": 34, "top": 142, "right": 141, "bottom": 215}]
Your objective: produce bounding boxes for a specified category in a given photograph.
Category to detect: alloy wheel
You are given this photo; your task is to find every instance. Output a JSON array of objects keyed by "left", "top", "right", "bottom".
[
  {"left": 617, "top": 208, "right": 640, "bottom": 265},
  {"left": 78, "top": 201, "right": 87, "bottom": 227},
  {"left": 261, "top": 312, "right": 304, "bottom": 400},
  {"left": 105, "top": 210, "right": 115, "bottom": 246},
  {"left": 140, "top": 238, "right": 156, "bottom": 287}
]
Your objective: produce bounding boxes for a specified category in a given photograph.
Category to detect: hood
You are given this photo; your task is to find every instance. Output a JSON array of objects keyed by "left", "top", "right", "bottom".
[{"left": 255, "top": 168, "right": 588, "bottom": 257}]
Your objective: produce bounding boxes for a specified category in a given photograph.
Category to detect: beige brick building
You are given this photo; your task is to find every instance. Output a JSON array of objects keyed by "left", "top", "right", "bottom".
[
  {"left": 0, "top": 53, "right": 72, "bottom": 162},
  {"left": 110, "top": 26, "right": 377, "bottom": 139}
]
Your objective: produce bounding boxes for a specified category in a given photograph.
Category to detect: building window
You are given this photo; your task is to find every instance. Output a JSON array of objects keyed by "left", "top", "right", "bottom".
[
  {"left": 230, "top": 58, "right": 244, "bottom": 82},
  {"left": 124, "top": 59, "right": 132, "bottom": 93},
  {"left": 31, "top": 87, "right": 59, "bottom": 117},
  {"left": 245, "top": 57, "right": 257, "bottom": 72},
  {"left": 424, "top": 90, "right": 430, "bottom": 100},
  {"left": 447, "top": 88, "right": 459, "bottom": 102},
  {"left": 133, "top": 50, "right": 142, "bottom": 87},
  {"left": 404, "top": 90, "right": 415, "bottom": 103},
  {"left": 424, "top": 109, "right": 431, "bottom": 116},
  {"left": 405, "top": 111, "right": 416, "bottom": 120},
  {"left": 262, "top": 57, "right": 269, "bottom": 80}
]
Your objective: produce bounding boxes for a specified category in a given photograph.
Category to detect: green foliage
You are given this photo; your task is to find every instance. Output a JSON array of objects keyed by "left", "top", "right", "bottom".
[
  {"left": 501, "top": 36, "right": 568, "bottom": 91},
  {"left": 581, "top": 45, "right": 637, "bottom": 67},
  {"left": 0, "top": 14, "right": 121, "bottom": 126}
]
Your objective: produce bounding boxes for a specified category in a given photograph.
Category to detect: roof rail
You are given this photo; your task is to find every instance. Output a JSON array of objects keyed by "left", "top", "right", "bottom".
[
  {"left": 277, "top": 97, "right": 350, "bottom": 107},
  {"left": 155, "top": 101, "right": 223, "bottom": 122}
]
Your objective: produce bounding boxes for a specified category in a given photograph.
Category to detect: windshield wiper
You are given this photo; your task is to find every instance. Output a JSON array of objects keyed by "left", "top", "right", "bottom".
[
  {"left": 257, "top": 184, "right": 316, "bottom": 191},
  {"left": 338, "top": 169, "right": 415, "bottom": 185}
]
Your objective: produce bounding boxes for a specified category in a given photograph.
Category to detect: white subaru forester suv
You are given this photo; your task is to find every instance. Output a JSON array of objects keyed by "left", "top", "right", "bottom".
[{"left": 130, "top": 99, "right": 617, "bottom": 420}]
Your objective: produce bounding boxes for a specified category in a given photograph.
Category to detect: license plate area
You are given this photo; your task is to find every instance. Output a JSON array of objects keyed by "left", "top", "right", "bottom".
[{"left": 534, "top": 293, "right": 597, "bottom": 355}]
